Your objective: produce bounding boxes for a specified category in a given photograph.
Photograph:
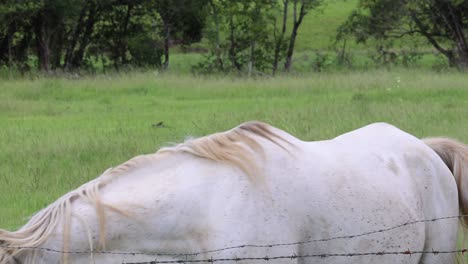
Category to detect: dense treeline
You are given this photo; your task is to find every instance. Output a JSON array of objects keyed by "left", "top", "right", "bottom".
[
  {"left": 1, "top": 0, "right": 468, "bottom": 74},
  {"left": 0, "top": 0, "right": 208, "bottom": 72},
  {"left": 0, "top": 0, "right": 321, "bottom": 74}
]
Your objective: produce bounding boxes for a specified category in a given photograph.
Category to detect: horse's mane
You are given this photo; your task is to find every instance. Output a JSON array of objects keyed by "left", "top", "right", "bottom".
[
  {"left": 159, "top": 121, "right": 291, "bottom": 181},
  {"left": 0, "top": 121, "right": 290, "bottom": 264}
]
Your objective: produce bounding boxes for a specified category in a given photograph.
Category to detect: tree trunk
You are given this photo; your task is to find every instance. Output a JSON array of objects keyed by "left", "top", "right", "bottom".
[
  {"left": 410, "top": 12, "right": 457, "bottom": 67},
  {"left": 72, "top": 2, "right": 99, "bottom": 69},
  {"left": 456, "top": 49, "right": 468, "bottom": 69},
  {"left": 228, "top": 16, "right": 241, "bottom": 71},
  {"left": 273, "top": 0, "right": 288, "bottom": 75},
  {"left": 114, "top": 3, "right": 133, "bottom": 65},
  {"left": 162, "top": 20, "right": 170, "bottom": 70},
  {"left": 449, "top": 7, "right": 468, "bottom": 69},
  {"left": 51, "top": 23, "right": 65, "bottom": 69},
  {"left": 0, "top": 33, "right": 7, "bottom": 63},
  {"left": 64, "top": 0, "right": 89, "bottom": 70},
  {"left": 209, "top": 1, "right": 223, "bottom": 71},
  {"left": 284, "top": 0, "right": 306, "bottom": 72},
  {"left": 0, "top": 22, "right": 16, "bottom": 64},
  {"left": 16, "top": 24, "right": 33, "bottom": 71},
  {"left": 284, "top": 33, "right": 295, "bottom": 71},
  {"left": 7, "top": 23, "right": 15, "bottom": 66},
  {"left": 34, "top": 13, "right": 51, "bottom": 73},
  {"left": 7, "top": 32, "right": 12, "bottom": 67},
  {"left": 248, "top": 40, "right": 255, "bottom": 77}
]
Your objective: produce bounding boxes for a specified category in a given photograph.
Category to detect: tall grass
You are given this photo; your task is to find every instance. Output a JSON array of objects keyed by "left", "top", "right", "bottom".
[{"left": 0, "top": 69, "right": 467, "bottom": 229}]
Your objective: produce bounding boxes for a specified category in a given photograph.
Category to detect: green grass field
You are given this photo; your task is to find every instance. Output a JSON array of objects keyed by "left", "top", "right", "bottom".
[{"left": 1, "top": 70, "right": 467, "bottom": 230}]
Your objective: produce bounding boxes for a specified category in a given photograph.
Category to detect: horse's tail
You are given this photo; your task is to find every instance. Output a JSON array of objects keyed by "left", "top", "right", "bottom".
[{"left": 423, "top": 137, "right": 468, "bottom": 225}]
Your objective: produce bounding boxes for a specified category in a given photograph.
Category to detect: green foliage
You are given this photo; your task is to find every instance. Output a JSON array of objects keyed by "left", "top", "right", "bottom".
[
  {"left": 338, "top": 0, "right": 468, "bottom": 68},
  {"left": 197, "top": 0, "right": 322, "bottom": 75},
  {"left": 154, "top": 0, "right": 208, "bottom": 45},
  {"left": 199, "top": 0, "right": 279, "bottom": 73},
  {"left": 2, "top": 0, "right": 468, "bottom": 72},
  {"left": 0, "top": 0, "right": 208, "bottom": 72},
  {"left": 127, "top": 34, "right": 164, "bottom": 67}
]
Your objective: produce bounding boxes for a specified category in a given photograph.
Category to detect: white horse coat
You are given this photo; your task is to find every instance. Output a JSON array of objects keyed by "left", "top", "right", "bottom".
[{"left": 1, "top": 122, "right": 467, "bottom": 264}]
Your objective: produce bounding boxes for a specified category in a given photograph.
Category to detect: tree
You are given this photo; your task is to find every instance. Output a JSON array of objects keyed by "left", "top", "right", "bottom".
[
  {"left": 63, "top": 0, "right": 101, "bottom": 70},
  {"left": 0, "top": 0, "right": 98, "bottom": 72},
  {"left": 0, "top": 0, "right": 208, "bottom": 72},
  {"left": 0, "top": 1, "right": 39, "bottom": 70},
  {"left": 200, "top": 0, "right": 321, "bottom": 75},
  {"left": 200, "top": 0, "right": 277, "bottom": 74},
  {"left": 283, "top": 0, "right": 321, "bottom": 72},
  {"left": 272, "top": 0, "right": 288, "bottom": 75},
  {"left": 153, "top": 0, "right": 208, "bottom": 70},
  {"left": 338, "top": 0, "right": 468, "bottom": 68}
]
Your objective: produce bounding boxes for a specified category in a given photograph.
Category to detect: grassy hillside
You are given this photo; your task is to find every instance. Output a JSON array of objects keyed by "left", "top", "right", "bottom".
[
  {"left": 293, "top": 0, "right": 429, "bottom": 51},
  {"left": 294, "top": 0, "right": 359, "bottom": 51},
  {"left": 1, "top": 70, "right": 467, "bottom": 230}
]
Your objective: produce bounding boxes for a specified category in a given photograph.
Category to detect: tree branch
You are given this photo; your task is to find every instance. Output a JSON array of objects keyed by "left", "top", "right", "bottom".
[{"left": 410, "top": 11, "right": 453, "bottom": 61}]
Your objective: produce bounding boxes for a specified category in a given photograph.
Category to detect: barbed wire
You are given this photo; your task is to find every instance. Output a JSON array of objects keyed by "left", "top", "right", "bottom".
[
  {"left": 189, "top": 214, "right": 467, "bottom": 256},
  {"left": 123, "top": 248, "right": 468, "bottom": 264},
  {"left": 1, "top": 214, "right": 467, "bottom": 259}
]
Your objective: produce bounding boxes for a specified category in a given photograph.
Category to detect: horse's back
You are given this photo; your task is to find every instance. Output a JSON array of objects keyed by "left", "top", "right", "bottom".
[
  {"left": 93, "top": 122, "right": 458, "bottom": 263},
  {"left": 30, "top": 123, "right": 460, "bottom": 263}
]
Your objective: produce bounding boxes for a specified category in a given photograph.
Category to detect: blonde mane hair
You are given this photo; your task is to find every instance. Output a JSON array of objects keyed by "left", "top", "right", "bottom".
[{"left": 0, "top": 121, "right": 290, "bottom": 264}]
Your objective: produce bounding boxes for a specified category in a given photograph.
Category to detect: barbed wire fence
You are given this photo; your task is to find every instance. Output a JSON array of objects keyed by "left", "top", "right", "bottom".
[
  {"left": 2, "top": 214, "right": 468, "bottom": 263},
  {"left": 122, "top": 249, "right": 468, "bottom": 264}
]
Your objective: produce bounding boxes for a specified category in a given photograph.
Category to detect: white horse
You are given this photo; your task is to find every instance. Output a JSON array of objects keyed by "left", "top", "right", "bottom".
[{"left": 1, "top": 122, "right": 467, "bottom": 264}]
